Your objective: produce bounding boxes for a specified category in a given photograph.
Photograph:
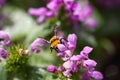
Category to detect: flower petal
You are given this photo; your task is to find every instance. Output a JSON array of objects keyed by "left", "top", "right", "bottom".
[
  {"left": 67, "top": 34, "right": 77, "bottom": 45},
  {"left": 29, "top": 38, "right": 48, "bottom": 53},
  {"left": 63, "top": 60, "right": 73, "bottom": 70},
  {"left": 82, "top": 46, "right": 93, "bottom": 54},
  {"left": 70, "top": 55, "right": 81, "bottom": 61},
  {"left": 37, "top": 16, "right": 45, "bottom": 24},
  {"left": 47, "top": 65, "right": 57, "bottom": 73},
  {"left": 92, "top": 71, "right": 103, "bottom": 80},
  {"left": 63, "top": 70, "right": 72, "bottom": 77},
  {"left": 58, "top": 44, "right": 67, "bottom": 52},
  {"left": 83, "top": 59, "right": 97, "bottom": 69},
  {"left": 28, "top": 7, "right": 47, "bottom": 16},
  {"left": 0, "top": 31, "right": 11, "bottom": 47},
  {"left": 0, "top": 47, "right": 7, "bottom": 59}
]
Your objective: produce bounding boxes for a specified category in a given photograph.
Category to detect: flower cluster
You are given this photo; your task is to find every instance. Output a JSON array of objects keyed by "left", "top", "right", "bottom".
[
  {"left": 29, "top": 32, "right": 103, "bottom": 80},
  {"left": 47, "top": 34, "right": 103, "bottom": 80},
  {"left": 0, "top": 31, "right": 10, "bottom": 62},
  {"left": 28, "top": 0, "right": 97, "bottom": 28}
]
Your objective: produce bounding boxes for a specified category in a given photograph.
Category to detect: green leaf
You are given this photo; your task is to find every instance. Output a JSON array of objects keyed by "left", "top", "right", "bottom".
[{"left": 0, "top": 63, "right": 7, "bottom": 80}]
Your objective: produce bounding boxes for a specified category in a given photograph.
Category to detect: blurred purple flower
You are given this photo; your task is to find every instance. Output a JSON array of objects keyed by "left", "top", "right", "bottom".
[
  {"left": 57, "top": 66, "right": 63, "bottom": 72},
  {"left": 92, "top": 71, "right": 103, "bottom": 80},
  {"left": 47, "top": 65, "right": 57, "bottom": 73},
  {"left": 84, "top": 18, "right": 97, "bottom": 28},
  {"left": 82, "top": 72, "right": 91, "bottom": 80},
  {"left": 0, "top": 0, "right": 6, "bottom": 8},
  {"left": 28, "top": 7, "right": 55, "bottom": 23},
  {"left": 82, "top": 70, "right": 103, "bottom": 80},
  {"left": 0, "top": 47, "right": 7, "bottom": 59},
  {"left": 28, "top": 7, "right": 48, "bottom": 16},
  {"left": 0, "top": 31, "right": 11, "bottom": 47},
  {"left": 28, "top": 0, "right": 97, "bottom": 28},
  {"left": 29, "top": 38, "right": 47, "bottom": 53},
  {"left": 63, "top": 70, "right": 72, "bottom": 77},
  {"left": 80, "top": 6, "right": 93, "bottom": 21},
  {"left": 47, "top": 0, "right": 62, "bottom": 11}
]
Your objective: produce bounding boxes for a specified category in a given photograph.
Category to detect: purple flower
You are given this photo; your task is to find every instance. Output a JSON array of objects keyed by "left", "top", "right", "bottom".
[
  {"left": 28, "top": 0, "right": 97, "bottom": 28},
  {"left": 63, "top": 70, "right": 72, "bottom": 77},
  {"left": 47, "top": 65, "right": 57, "bottom": 73},
  {"left": 82, "top": 72, "right": 91, "bottom": 80},
  {"left": 57, "top": 66, "right": 63, "bottom": 72},
  {"left": 63, "top": 0, "right": 74, "bottom": 3},
  {"left": 67, "top": 34, "right": 77, "bottom": 45},
  {"left": 82, "top": 59, "right": 97, "bottom": 70},
  {"left": 0, "top": 47, "right": 7, "bottom": 59},
  {"left": 61, "top": 50, "right": 72, "bottom": 61},
  {"left": 76, "top": 5, "right": 93, "bottom": 22},
  {"left": 0, "top": 31, "right": 11, "bottom": 47},
  {"left": 82, "top": 71, "right": 103, "bottom": 80},
  {"left": 28, "top": 7, "right": 55, "bottom": 23},
  {"left": 63, "top": 60, "right": 73, "bottom": 70},
  {"left": 67, "top": 34, "right": 77, "bottom": 50},
  {"left": 82, "top": 46, "right": 93, "bottom": 54},
  {"left": 45, "top": 11, "right": 55, "bottom": 18},
  {"left": 37, "top": 16, "right": 45, "bottom": 23},
  {"left": 28, "top": 7, "right": 48, "bottom": 16},
  {"left": 64, "top": 0, "right": 75, "bottom": 12},
  {"left": 70, "top": 55, "right": 82, "bottom": 61},
  {"left": 63, "top": 55, "right": 79, "bottom": 72},
  {"left": 80, "top": 46, "right": 93, "bottom": 59},
  {"left": 47, "top": 0, "right": 61, "bottom": 11},
  {"left": 29, "top": 38, "right": 47, "bottom": 53},
  {"left": 58, "top": 44, "right": 67, "bottom": 52},
  {"left": 91, "top": 71, "right": 103, "bottom": 80},
  {"left": 72, "top": 62, "right": 78, "bottom": 72},
  {"left": 84, "top": 18, "right": 97, "bottom": 28},
  {"left": 57, "top": 52, "right": 65, "bottom": 56},
  {"left": 73, "top": 4, "right": 81, "bottom": 16}
]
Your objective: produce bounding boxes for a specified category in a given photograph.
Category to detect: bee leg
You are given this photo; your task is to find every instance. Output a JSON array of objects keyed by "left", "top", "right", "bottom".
[
  {"left": 50, "top": 47, "right": 53, "bottom": 53},
  {"left": 0, "top": 38, "right": 4, "bottom": 41},
  {"left": 55, "top": 48, "right": 59, "bottom": 52}
]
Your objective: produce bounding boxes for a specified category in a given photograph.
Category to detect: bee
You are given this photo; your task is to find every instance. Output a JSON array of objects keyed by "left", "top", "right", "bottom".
[
  {"left": 49, "top": 27, "right": 64, "bottom": 52},
  {"left": 49, "top": 35, "right": 59, "bottom": 50},
  {"left": 39, "top": 27, "right": 64, "bottom": 52}
]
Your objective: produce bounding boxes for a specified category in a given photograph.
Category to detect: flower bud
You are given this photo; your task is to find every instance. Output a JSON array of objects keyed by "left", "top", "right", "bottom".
[{"left": 47, "top": 65, "right": 57, "bottom": 73}]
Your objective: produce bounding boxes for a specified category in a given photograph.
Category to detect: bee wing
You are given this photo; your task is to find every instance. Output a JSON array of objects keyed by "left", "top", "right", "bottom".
[{"left": 54, "top": 27, "right": 64, "bottom": 39}]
